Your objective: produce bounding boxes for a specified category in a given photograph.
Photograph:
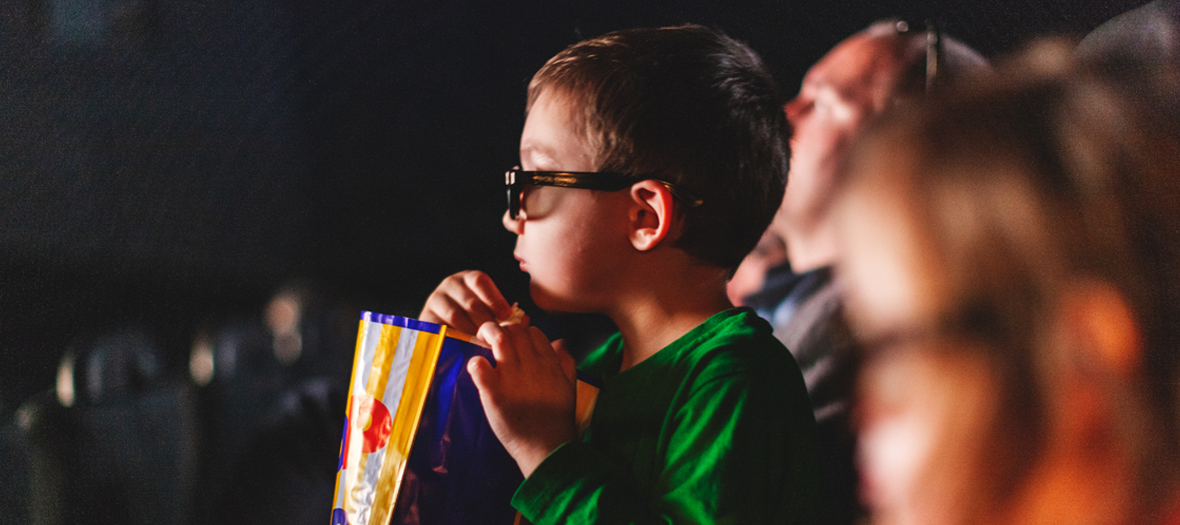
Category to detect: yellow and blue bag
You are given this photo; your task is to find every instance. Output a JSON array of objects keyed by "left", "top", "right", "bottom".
[{"left": 330, "top": 312, "right": 522, "bottom": 525}]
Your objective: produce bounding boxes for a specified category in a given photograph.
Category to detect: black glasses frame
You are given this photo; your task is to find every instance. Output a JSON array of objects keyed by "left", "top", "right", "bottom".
[
  {"left": 894, "top": 19, "right": 942, "bottom": 92},
  {"left": 504, "top": 168, "right": 703, "bottom": 219}
]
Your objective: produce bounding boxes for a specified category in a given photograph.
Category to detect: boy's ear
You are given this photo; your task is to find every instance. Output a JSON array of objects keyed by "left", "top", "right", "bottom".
[{"left": 627, "top": 180, "right": 677, "bottom": 252}]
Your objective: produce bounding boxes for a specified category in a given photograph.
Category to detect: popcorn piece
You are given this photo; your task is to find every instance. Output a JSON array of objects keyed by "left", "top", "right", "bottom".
[{"left": 498, "top": 303, "right": 527, "bottom": 327}]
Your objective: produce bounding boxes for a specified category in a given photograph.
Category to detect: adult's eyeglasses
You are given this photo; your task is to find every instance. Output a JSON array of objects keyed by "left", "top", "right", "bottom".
[
  {"left": 894, "top": 19, "right": 942, "bottom": 92},
  {"left": 504, "top": 168, "right": 703, "bottom": 220}
]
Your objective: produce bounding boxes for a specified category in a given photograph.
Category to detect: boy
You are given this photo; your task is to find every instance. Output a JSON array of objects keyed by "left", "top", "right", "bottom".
[{"left": 421, "top": 25, "right": 821, "bottom": 524}]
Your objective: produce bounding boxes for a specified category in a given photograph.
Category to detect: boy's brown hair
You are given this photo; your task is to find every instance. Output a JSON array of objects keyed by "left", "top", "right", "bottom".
[{"left": 528, "top": 25, "right": 790, "bottom": 271}]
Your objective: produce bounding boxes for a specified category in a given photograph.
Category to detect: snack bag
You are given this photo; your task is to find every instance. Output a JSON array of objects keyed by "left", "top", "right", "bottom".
[
  {"left": 330, "top": 312, "right": 515, "bottom": 525},
  {"left": 331, "top": 311, "right": 600, "bottom": 525}
]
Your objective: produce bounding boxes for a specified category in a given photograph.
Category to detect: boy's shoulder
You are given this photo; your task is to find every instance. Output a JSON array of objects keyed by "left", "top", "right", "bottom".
[
  {"left": 677, "top": 308, "right": 796, "bottom": 381},
  {"left": 580, "top": 308, "right": 797, "bottom": 382},
  {"left": 680, "top": 307, "right": 786, "bottom": 352}
]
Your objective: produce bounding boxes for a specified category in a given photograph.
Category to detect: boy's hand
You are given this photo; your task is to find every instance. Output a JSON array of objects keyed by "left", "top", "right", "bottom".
[
  {"left": 468, "top": 322, "right": 578, "bottom": 478},
  {"left": 420, "top": 271, "right": 514, "bottom": 335}
]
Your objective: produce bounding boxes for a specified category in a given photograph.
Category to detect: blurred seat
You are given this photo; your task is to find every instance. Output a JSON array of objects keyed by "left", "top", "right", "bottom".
[
  {"left": 0, "top": 412, "right": 31, "bottom": 525},
  {"left": 190, "top": 283, "right": 356, "bottom": 524},
  {"left": 20, "top": 327, "right": 198, "bottom": 525},
  {"left": 214, "top": 377, "right": 347, "bottom": 525}
]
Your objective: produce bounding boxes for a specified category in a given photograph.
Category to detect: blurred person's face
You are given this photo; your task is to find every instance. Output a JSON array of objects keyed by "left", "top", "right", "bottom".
[
  {"left": 836, "top": 165, "right": 1002, "bottom": 525},
  {"left": 774, "top": 33, "right": 903, "bottom": 267},
  {"left": 856, "top": 347, "right": 999, "bottom": 525},
  {"left": 504, "top": 89, "right": 633, "bottom": 313}
]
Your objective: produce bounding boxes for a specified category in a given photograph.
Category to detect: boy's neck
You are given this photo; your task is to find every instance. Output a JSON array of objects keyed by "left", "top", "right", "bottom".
[{"left": 608, "top": 261, "right": 733, "bottom": 372}]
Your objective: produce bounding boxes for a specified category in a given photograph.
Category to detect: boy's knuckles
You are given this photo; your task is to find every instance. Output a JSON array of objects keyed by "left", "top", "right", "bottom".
[
  {"left": 463, "top": 271, "right": 493, "bottom": 288},
  {"left": 527, "top": 327, "right": 551, "bottom": 349},
  {"left": 437, "top": 304, "right": 465, "bottom": 325},
  {"left": 458, "top": 295, "right": 487, "bottom": 315},
  {"left": 508, "top": 326, "right": 536, "bottom": 352},
  {"left": 440, "top": 274, "right": 465, "bottom": 290},
  {"left": 479, "top": 323, "right": 509, "bottom": 346}
]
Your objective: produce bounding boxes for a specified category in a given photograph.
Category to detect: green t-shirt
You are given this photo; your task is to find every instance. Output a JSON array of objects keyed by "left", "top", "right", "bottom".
[{"left": 512, "top": 308, "right": 823, "bottom": 524}]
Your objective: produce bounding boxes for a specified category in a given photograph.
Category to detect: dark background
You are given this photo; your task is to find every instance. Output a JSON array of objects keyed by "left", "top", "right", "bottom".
[
  {"left": 0, "top": 0, "right": 1150, "bottom": 519},
  {"left": 0, "top": 0, "right": 1148, "bottom": 410}
]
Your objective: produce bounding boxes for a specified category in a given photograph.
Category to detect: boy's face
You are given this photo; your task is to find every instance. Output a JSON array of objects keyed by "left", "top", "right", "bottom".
[{"left": 504, "top": 89, "right": 632, "bottom": 312}]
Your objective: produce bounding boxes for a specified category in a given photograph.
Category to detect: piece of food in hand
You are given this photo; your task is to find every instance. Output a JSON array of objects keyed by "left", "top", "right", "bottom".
[{"left": 498, "top": 303, "right": 527, "bottom": 327}]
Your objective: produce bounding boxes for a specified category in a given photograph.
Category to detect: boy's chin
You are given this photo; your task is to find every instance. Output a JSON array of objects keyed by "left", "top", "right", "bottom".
[{"left": 528, "top": 282, "right": 590, "bottom": 314}]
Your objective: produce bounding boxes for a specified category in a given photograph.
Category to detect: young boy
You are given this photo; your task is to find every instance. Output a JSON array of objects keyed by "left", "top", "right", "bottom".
[{"left": 421, "top": 25, "right": 822, "bottom": 524}]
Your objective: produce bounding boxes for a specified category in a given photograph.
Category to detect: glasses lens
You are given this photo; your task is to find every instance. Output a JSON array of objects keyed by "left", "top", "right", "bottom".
[
  {"left": 506, "top": 169, "right": 521, "bottom": 219},
  {"left": 507, "top": 184, "right": 520, "bottom": 219}
]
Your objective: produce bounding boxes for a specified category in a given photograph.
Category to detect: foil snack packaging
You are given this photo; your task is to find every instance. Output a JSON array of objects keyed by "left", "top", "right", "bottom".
[{"left": 331, "top": 312, "right": 601, "bottom": 525}]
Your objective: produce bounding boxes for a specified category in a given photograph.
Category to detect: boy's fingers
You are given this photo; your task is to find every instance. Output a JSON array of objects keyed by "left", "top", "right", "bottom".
[
  {"left": 443, "top": 283, "right": 500, "bottom": 329},
  {"left": 419, "top": 271, "right": 511, "bottom": 334},
  {"left": 526, "top": 326, "right": 554, "bottom": 361},
  {"left": 462, "top": 271, "right": 513, "bottom": 321},
  {"left": 421, "top": 294, "right": 481, "bottom": 334},
  {"left": 477, "top": 322, "right": 518, "bottom": 367},
  {"left": 551, "top": 338, "right": 577, "bottom": 384},
  {"left": 551, "top": 338, "right": 568, "bottom": 355},
  {"left": 467, "top": 355, "right": 499, "bottom": 398},
  {"left": 502, "top": 323, "right": 538, "bottom": 365}
]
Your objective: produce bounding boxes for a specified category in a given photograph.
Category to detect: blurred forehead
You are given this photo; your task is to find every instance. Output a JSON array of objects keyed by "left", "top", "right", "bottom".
[
  {"left": 835, "top": 153, "right": 950, "bottom": 336},
  {"left": 805, "top": 33, "right": 906, "bottom": 109}
]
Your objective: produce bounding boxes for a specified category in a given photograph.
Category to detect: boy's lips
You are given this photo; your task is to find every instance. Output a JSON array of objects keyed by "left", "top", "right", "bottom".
[{"left": 514, "top": 254, "right": 527, "bottom": 272}]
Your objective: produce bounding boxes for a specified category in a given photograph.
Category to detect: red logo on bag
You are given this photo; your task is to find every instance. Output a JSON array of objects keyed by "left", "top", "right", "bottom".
[{"left": 352, "top": 394, "right": 392, "bottom": 453}]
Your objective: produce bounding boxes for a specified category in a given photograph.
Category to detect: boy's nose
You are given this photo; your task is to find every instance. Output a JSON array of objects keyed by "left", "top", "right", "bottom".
[{"left": 502, "top": 210, "right": 524, "bottom": 234}]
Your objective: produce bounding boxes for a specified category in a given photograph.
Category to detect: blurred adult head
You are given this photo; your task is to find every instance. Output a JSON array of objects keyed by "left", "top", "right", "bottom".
[
  {"left": 834, "top": 43, "right": 1180, "bottom": 524},
  {"left": 1077, "top": 0, "right": 1180, "bottom": 68},
  {"left": 770, "top": 20, "right": 987, "bottom": 272}
]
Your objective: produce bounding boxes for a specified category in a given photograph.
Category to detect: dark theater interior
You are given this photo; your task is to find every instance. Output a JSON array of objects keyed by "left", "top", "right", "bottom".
[{"left": 0, "top": 0, "right": 1152, "bottom": 522}]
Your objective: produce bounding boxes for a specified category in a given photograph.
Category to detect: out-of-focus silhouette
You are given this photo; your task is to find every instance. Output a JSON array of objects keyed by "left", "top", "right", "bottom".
[
  {"left": 834, "top": 42, "right": 1180, "bottom": 524},
  {"left": 740, "top": 19, "right": 988, "bottom": 523}
]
